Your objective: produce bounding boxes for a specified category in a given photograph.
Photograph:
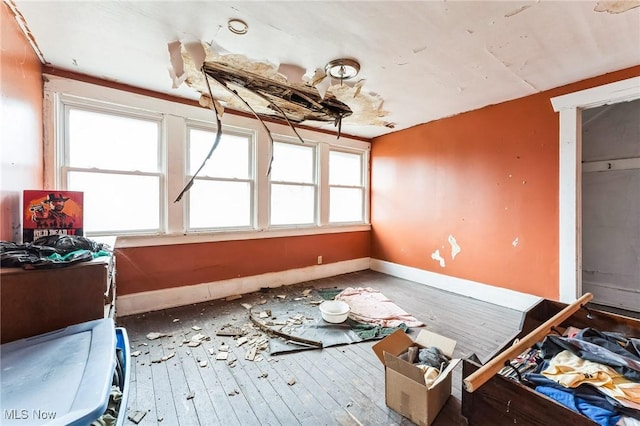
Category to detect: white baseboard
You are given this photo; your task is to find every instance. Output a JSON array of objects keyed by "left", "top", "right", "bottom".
[
  {"left": 117, "top": 258, "right": 370, "bottom": 316},
  {"left": 370, "top": 259, "right": 541, "bottom": 311}
]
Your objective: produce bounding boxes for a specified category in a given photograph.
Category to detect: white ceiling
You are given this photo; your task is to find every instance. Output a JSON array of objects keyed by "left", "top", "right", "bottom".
[{"left": 12, "top": 1, "right": 640, "bottom": 139}]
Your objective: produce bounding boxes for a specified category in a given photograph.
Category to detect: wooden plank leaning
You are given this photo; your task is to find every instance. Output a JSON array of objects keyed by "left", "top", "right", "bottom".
[{"left": 463, "top": 292, "right": 594, "bottom": 393}]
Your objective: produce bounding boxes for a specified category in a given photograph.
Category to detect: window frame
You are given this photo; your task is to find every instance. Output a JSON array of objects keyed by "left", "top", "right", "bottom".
[
  {"left": 185, "top": 120, "right": 256, "bottom": 232},
  {"left": 59, "top": 96, "right": 166, "bottom": 236},
  {"left": 268, "top": 138, "right": 319, "bottom": 228},
  {"left": 43, "top": 74, "right": 371, "bottom": 248},
  {"left": 328, "top": 147, "right": 368, "bottom": 224}
]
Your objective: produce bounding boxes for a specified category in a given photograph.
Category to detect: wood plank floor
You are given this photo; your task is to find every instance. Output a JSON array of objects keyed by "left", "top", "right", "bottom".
[{"left": 116, "top": 270, "right": 524, "bottom": 425}]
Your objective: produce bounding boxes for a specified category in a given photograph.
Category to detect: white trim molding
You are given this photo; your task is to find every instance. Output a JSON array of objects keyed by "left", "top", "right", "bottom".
[
  {"left": 117, "top": 257, "right": 370, "bottom": 316},
  {"left": 370, "top": 259, "right": 541, "bottom": 312},
  {"left": 551, "top": 76, "right": 640, "bottom": 303}
]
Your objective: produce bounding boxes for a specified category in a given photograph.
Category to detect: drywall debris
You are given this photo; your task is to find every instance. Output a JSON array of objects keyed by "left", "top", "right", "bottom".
[
  {"left": 216, "top": 352, "right": 229, "bottom": 361},
  {"left": 241, "top": 303, "right": 253, "bottom": 310},
  {"left": 245, "top": 346, "right": 258, "bottom": 361},
  {"left": 186, "top": 391, "right": 195, "bottom": 400},
  {"left": 131, "top": 350, "right": 141, "bottom": 357},
  {"left": 288, "top": 378, "right": 296, "bottom": 386},
  {"left": 431, "top": 249, "right": 446, "bottom": 267},
  {"left": 594, "top": 1, "right": 640, "bottom": 13},
  {"left": 128, "top": 411, "right": 147, "bottom": 424},
  {"left": 192, "top": 325, "right": 202, "bottom": 331},
  {"left": 146, "top": 332, "right": 167, "bottom": 340},
  {"left": 448, "top": 235, "right": 461, "bottom": 260},
  {"left": 199, "top": 360, "right": 208, "bottom": 368},
  {"left": 216, "top": 326, "right": 244, "bottom": 336},
  {"left": 226, "top": 294, "right": 242, "bottom": 301}
]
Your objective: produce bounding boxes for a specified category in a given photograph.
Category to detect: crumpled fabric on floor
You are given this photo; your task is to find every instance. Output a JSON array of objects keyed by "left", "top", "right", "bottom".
[{"left": 335, "top": 287, "right": 424, "bottom": 327}]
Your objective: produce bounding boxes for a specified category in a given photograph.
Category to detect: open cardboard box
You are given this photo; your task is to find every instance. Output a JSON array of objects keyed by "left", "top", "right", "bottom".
[{"left": 372, "top": 329, "right": 460, "bottom": 426}]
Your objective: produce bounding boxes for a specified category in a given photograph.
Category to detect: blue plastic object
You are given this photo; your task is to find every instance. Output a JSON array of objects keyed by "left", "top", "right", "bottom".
[
  {"left": 115, "top": 327, "right": 131, "bottom": 426},
  {"left": 1, "top": 318, "right": 116, "bottom": 425}
]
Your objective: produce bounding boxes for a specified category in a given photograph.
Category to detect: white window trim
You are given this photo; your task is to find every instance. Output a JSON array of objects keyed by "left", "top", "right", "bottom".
[
  {"left": 185, "top": 120, "right": 257, "bottom": 232},
  {"left": 551, "top": 76, "right": 640, "bottom": 303},
  {"left": 43, "top": 74, "right": 371, "bottom": 248},
  {"left": 269, "top": 137, "right": 319, "bottom": 227},
  {"left": 328, "top": 147, "right": 369, "bottom": 225}
]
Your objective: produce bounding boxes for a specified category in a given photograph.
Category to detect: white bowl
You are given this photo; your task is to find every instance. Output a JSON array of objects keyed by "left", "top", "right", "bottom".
[{"left": 319, "top": 300, "right": 350, "bottom": 323}]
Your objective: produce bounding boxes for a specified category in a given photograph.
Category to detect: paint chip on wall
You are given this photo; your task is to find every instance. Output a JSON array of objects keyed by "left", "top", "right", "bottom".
[
  {"left": 448, "top": 235, "right": 461, "bottom": 260},
  {"left": 512, "top": 237, "right": 519, "bottom": 247},
  {"left": 431, "top": 249, "right": 446, "bottom": 267}
]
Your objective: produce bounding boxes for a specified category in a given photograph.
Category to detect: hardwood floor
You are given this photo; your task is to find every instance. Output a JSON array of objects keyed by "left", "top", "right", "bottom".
[{"left": 116, "top": 270, "right": 524, "bottom": 425}]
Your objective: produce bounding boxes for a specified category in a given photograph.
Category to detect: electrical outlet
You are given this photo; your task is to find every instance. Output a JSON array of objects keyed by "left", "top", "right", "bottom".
[{"left": 317, "top": 255, "right": 323, "bottom": 265}]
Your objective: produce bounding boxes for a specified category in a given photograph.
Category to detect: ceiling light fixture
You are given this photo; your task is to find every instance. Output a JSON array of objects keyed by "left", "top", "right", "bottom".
[
  {"left": 325, "top": 58, "right": 360, "bottom": 82},
  {"left": 227, "top": 18, "right": 248, "bottom": 35}
]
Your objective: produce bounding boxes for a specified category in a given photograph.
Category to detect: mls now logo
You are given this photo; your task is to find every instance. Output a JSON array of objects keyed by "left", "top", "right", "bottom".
[
  {"left": 4, "top": 409, "right": 57, "bottom": 420},
  {"left": 4, "top": 409, "right": 28, "bottom": 420}
]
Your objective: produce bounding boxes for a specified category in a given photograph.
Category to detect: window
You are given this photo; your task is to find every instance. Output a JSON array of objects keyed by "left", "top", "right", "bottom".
[
  {"left": 46, "top": 76, "right": 370, "bottom": 243},
  {"left": 329, "top": 150, "right": 365, "bottom": 223},
  {"left": 63, "top": 105, "right": 163, "bottom": 234},
  {"left": 269, "top": 141, "right": 317, "bottom": 226},
  {"left": 187, "top": 125, "right": 254, "bottom": 230}
]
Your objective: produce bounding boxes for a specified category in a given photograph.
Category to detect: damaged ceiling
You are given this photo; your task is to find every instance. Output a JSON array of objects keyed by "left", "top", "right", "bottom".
[{"left": 8, "top": 0, "right": 640, "bottom": 139}]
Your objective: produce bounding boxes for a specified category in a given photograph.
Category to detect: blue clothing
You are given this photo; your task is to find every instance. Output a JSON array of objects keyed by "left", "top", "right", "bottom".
[{"left": 536, "top": 385, "right": 621, "bottom": 426}]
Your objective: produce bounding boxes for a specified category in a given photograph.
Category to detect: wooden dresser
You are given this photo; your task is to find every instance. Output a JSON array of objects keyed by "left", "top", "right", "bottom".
[{"left": 0, "top": 237, "right": 116, "bottom": 343}]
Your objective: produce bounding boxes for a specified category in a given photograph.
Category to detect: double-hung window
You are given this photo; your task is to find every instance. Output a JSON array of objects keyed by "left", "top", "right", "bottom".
[
  {"left": 63, "top": 104, "right": 163, "bottom": 235},
  {"left": 47, "top": 76, "right": 370, "bottom": 242},
  {"left": 186, "top": 124, "right": 254, "bottom": 230},
  {"left": 269, "top": 140, "right": 317, "bottom": 226},
  {"left": 329, "top": 149, "right": 366, "bottom": 223}
]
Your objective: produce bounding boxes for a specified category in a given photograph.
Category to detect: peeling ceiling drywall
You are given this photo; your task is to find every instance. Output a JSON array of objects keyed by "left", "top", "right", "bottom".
[
  {"left": 9, "top": 0, "right": 640, "bottom": 139},
  {"left": 173, "top": 42, "right": 393, "bottom": 134}
]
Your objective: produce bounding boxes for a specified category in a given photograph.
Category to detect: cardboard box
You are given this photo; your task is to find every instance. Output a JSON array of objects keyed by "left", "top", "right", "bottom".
[{"left": 372, "top": 329, "right": 460, "bottom": 426}]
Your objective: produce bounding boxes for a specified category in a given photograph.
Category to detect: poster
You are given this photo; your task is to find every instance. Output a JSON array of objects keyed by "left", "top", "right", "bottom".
[{"left": 23, "top": 190, "right": 84, "bottom": 242}]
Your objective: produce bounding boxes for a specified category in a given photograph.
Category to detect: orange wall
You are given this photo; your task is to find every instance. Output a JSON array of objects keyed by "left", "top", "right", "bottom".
[
  {"left": 116, "top": 231, "right": 370, "bottom": 294},
  {"left": 1, "top": 3, "right": 43, "bottom": 241},
  {"left": 371, "top": 66, "right": 640, "bottom": 300}
]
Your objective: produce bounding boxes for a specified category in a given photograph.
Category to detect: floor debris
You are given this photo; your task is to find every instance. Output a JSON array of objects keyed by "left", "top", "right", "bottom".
[
  {"left": 128, "top": 410, "right": 147, "bottom": 424},
  {"left": 216, "top": 326, "right": 244, "bottom": 336},
  {"left": 146, "top": 332, "right": 167, "bottom": 340},
  {"left": 186, "top": 391, "right": 195, "bottom": 400},
  {"left": 226, "top": 294, "right": 242, "bottom": 301},
  {"left": 131, "top": 350, "right": 141, "bottom": 357}
]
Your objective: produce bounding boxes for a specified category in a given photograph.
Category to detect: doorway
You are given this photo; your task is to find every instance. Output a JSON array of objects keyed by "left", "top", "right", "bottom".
[
  {"left": 551, "top": 76, "right": 640, "bottom": 305},
  {"left": 581, "top": 100, "right": 640, "bottom": 312}
]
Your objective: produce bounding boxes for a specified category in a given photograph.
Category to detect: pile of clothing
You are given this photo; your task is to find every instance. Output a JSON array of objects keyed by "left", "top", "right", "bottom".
[
  {"left": 499, "top": 327, "right": 640, "bottom": 426},
  {"left": 0, "top": 235, "right": 111, "bottom": 269}
]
